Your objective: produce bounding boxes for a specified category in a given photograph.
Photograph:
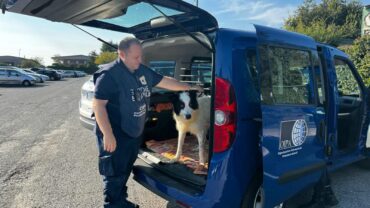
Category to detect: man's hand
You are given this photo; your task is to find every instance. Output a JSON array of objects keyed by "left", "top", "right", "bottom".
[
  {"left": 104, "top": 133, "right": 117, "bottom": 153},
  {"left": 190, "top": 85, "right": 204, "bottom": 93},
  {"left": 156, "top": 76, "right": 204, "bottom": 92}
]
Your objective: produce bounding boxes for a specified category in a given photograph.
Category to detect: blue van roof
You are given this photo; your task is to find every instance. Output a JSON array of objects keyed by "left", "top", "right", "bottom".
[{"left": 317, "top": 43, "right": 349, "bottom": 58}]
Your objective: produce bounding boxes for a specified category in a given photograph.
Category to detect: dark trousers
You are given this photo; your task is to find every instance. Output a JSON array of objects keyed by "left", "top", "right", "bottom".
[{"left": 96, "top": 131, "right": 142, "bottom": 208}]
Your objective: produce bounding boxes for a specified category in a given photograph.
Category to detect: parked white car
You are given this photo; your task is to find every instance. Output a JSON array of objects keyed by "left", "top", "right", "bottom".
[
  {"left": 0, "top": 67, "right": 37, "bottom": 86},
  {"left": 79, "top": 76, "right": 95, "bottom": 129}
]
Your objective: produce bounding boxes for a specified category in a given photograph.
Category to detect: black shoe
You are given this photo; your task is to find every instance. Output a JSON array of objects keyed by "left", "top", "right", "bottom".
[
  {"left": 123, "top": 200, "right": 139, "bottom": 208},
  {"left": 323, "top": 186, "right": 339, "bottom": 206}
]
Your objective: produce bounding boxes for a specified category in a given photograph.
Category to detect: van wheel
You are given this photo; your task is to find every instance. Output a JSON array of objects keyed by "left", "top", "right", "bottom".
[
  {"left": 241, "top": 173, "right": 264, "bottom": 208},
  {"left": 241, "top": 173, "right": 285, "bottom": 208},
  {"left": 22, "top": 80, "right": 31, "bottom": 86},
  {"left": 166, "top": 201, "right": 179, "bottom": 208}
]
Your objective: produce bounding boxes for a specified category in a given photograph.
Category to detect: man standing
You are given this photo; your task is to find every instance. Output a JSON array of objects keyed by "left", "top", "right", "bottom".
[{"left": 93, "top": 37, "right": 201, "bottom": 208}]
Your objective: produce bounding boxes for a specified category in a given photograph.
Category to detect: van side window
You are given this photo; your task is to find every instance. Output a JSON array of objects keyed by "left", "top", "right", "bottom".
[
  {"left": 334, "top": 58, "right": 361, "bottom": 97},
  {"left": 268, "top": 47, "right": 313, "bottom": 105},
  {"left": 149, "top": 61, "right": 176, "bottom": 77}
]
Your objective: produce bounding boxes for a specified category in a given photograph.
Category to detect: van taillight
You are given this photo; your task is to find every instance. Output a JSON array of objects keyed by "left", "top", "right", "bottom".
[{"left": 214, "top": 77, "right": 236, "bottom": 153}]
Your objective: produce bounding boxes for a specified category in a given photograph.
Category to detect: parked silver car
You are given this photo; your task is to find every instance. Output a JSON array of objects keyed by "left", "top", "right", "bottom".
[
  {"left": 23, "top": 68, "right": 50, "bottom": 82},
  {"left": 0, "top": 67, "right": 37, "bottom": 86},
  {"left": 62, "top": 70, "right": 77, "bottom": 78}
]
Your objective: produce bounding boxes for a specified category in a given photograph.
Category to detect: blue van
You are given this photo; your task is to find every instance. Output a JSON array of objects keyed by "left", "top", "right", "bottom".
[{"left": 5, "top": 0, "right": 370, "bottom": 207}]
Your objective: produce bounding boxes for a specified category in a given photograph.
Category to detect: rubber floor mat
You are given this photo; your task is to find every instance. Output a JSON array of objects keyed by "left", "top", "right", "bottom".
[{"left": 145, "top": 135, "right": 209, "bottom": 171}]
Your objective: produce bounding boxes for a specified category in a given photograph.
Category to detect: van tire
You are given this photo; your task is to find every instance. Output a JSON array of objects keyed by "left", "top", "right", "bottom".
[
  {"left": 22, "top": 80, "right": 31, "bottom": 86},
  {"left": 166, "top": 201, "right": 179, "bottom": 208},
  {"left": 357, "top": 158, "right": 370, "bottom": 169},
  {"left": 241, "top": 172, "right": 264, "bottom": 208}
]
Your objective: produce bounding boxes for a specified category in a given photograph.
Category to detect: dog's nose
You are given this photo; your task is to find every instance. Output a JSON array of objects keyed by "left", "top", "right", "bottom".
[{"left": 185, "top": 114, "right": 191, "bottom": 119}]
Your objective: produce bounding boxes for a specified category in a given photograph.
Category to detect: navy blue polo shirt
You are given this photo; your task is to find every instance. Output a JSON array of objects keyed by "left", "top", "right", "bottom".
[{"left": 93, "top": 59, "right": 163, "bottom": 138}]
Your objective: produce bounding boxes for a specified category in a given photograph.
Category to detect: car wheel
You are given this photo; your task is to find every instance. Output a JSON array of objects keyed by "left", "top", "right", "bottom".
[
  {"left": 51, "top": 76, "right": 55, "bottom": 81},
  {"left": 22, "top": 80, "right": 31, "bottom": 86}
]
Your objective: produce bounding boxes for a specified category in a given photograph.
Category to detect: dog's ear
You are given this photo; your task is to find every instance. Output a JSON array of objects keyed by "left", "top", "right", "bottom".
[
  {"left": 189, "top": 90, "right": 199, "bottom": 110},
  {"left": 169, "top": 93, "right": 181, "bottom": 115},
  {"left": 189, "top": 90, "right": 197, "bottom": 98}
]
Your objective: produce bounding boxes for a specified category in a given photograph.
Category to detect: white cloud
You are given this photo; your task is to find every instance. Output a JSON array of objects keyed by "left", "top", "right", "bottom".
[
  {"left": 214, "top": 0, "right": 296, "bottom": 27},
  {"left": 239, "top": 5, "right": 297, "bottom": 27},
  {"left": 215, "top": 0, "right": 274, "bottom": 15}
]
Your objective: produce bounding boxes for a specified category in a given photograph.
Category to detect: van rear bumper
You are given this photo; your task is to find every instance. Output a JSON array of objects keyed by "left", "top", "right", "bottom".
[{"left": 133, "top": 157, "right": 209, "bottom": 207}]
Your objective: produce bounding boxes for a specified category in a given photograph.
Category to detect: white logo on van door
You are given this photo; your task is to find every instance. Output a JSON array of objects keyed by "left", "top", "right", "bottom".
[
  {"left": 291, "top": 119, "right": 307, "bottom": 146},
  {"left": 279, "top": 120, "right": 308, "bottom": 150}
]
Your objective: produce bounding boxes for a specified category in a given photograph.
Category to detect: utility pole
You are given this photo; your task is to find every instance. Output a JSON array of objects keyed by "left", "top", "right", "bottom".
[
  {"left": 195, "top": 0, "right": 198, "bottom": 7},
  {"left": 18, "top": 49, "right": 21, "bottom": 57}
]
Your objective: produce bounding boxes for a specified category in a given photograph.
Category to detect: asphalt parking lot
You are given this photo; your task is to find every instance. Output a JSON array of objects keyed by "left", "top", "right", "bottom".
[
  {"left": 0, "top": 77, "right": 369, "bottom": 208},
  {"left": 0, "top": 78, "right": 169, "bottom": 208}
]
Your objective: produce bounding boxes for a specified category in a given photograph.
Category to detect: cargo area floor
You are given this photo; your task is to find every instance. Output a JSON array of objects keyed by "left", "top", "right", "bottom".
[{"left": 139, "top": 136, "right": 208, "bottom": 186}]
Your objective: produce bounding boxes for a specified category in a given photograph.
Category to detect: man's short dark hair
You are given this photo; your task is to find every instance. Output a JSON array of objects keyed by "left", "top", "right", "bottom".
[{"left": 118, "top": 37, "right": 141, "bottom": 53}]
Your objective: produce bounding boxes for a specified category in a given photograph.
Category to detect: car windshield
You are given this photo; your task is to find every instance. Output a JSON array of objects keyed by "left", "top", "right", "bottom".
[{"left": 98, "top": 2, "right": 183, "bottom": 28}]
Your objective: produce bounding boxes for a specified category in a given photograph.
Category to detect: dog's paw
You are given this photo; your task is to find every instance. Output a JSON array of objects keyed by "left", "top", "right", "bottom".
[
  {"left": 193, "top": 164, "right": 208, "bottom": 175},
  {"left": 166, "top": 158, "right": 179, "bottom": 164}
]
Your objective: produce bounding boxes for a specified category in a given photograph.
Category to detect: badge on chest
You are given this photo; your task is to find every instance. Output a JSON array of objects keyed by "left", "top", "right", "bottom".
[{"left": 139, "top": 76, "right": 147, "bottom": 85}]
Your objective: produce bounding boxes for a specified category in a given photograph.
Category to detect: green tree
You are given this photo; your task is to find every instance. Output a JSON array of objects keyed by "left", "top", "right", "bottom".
[
  {"left": 284, "top": 0, "right": 363, "bottom": 46},
  {"left": 100, "top": 41, "right": 118, "bottom": 53},
  {"left": 342, "top": 35, "right": 370, "bottom": 86},
  {"left": 88, "top": 50, "right": 98, "bottom": 63},
  {"left": 94, "top": 51, "right": 118, "bottom": 65},
  {"left": 20, "top": 57, "right": 43, "bottom": 68}
]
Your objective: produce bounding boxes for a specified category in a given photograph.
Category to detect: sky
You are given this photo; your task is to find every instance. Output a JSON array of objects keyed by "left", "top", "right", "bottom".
[{"left": 0, "top": 0, "right": 369, "bottom": 66}]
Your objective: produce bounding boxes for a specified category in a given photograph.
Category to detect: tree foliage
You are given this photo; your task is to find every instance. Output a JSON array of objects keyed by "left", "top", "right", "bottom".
[
  {"left": 94, "top": 51, "right": 118, "bottom": 65},
  {"left": 342, "top": 36, "right": 370, "bottom": 87},
  {"left": 100, "top": 41, "right": 118, "bottom": 53},
  {"left": 20, "top": 57, "right": 43, "bottom": 68},
  {"left": 284, "top": 0, "right": 363, "bottom": 46}
]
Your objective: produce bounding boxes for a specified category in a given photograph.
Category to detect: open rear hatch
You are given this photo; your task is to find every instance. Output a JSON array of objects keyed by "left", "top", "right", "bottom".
[{"left": 4, "top": 0, "right": 217, "bottom": 40}]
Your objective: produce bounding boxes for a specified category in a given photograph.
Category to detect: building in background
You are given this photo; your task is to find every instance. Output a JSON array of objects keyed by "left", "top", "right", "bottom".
[
  {"left": 52, "top": 55, "right": 90, "bottom": 67},
  {"left": 0, "top": 56, "right": 26, "bottom": 66},
  {"left": 361, "top": 5, "right": 370, "bottom": 36}
]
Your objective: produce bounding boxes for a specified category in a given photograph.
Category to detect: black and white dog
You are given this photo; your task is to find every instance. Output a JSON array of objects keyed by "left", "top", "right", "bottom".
[{"left": 170, "top": 90, "right": 210, "bottom": 173}]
